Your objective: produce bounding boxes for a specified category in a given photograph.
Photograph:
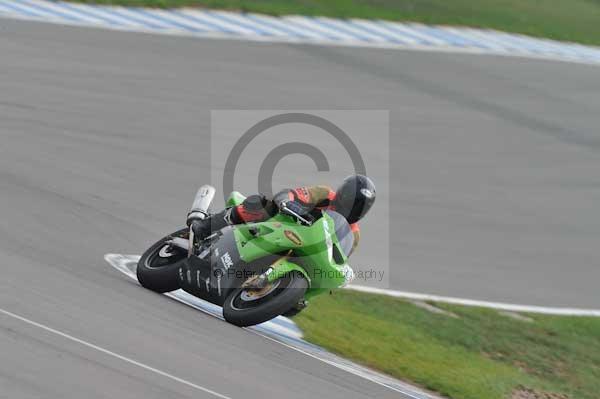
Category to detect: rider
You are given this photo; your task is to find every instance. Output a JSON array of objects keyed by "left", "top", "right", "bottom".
[{"left": 188, "top": 175, "right": 376, "bottom": 255}]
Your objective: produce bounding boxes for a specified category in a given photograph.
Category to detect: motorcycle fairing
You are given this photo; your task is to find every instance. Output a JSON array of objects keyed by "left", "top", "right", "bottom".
[{"left": 179, "top": 226, "right": 282, "bottom": 306}]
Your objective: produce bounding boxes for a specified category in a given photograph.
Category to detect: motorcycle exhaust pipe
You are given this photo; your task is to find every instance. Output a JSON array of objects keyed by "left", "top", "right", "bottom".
[{"left": 187, "top": 184, "right": 216, "bottom": 224}]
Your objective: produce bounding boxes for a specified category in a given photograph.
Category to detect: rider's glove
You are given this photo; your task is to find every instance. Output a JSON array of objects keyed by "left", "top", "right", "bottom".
[
  {"left": 280, "top": 200, "right": 310, "bottom": 217},
  {"left": 272, "top": 191, "right": 291, "bottom": 210}
]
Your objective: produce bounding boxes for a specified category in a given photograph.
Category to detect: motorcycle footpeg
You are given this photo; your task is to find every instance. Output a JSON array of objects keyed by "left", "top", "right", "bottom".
[{"left": 294, "top": 299, "right": 308, "bottom": 310}]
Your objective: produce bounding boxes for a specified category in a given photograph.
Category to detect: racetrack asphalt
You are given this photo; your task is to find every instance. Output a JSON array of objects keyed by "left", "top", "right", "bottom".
[{"left": 1, "top": 17, "right": 600, "bottom": 399}]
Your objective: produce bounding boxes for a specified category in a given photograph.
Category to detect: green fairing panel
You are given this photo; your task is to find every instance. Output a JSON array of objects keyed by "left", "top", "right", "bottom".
[
  {"left": 226, "top": 191, "right": 246, "bottom": 207},
  {"left": 232, "top": 211, "right": 351, "bottom": 296}
]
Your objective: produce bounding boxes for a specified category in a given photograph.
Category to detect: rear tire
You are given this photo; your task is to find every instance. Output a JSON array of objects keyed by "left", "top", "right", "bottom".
[
  {"left": 223, "top": 272, "right": 308, "bottom": 327},
  {"left": 137, "top": 228, "right": 188, "bottom": 293}
]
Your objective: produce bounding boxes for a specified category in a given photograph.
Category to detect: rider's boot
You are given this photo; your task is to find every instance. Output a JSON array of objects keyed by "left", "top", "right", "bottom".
[{"left": 189, "top": 208, "right": 234, "bottom": 241}]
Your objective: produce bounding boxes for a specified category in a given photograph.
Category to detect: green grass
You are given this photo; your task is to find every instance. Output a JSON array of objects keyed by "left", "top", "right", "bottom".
[
  {"left": 71, "top": 0, "right": 600, "bottom": 45},
  {"left": 294, "top": 290, "right": 600, "bottom": 399}
]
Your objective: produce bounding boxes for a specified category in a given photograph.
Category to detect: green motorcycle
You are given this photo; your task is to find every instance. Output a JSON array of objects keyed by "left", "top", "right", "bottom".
[{"left": 137, "top": 185, "right": 355, "bottom": 327}]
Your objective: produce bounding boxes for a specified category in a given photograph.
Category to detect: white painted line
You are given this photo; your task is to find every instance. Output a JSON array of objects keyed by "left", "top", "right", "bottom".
[
  {"left": 563, "top": 43, "right": 599, "bottom": 61},
  {"left": 148, "top": 9, "right": 211, "bottom": 32},
  {"left": 170, "top": 9, "right": 237, "bottom": 34},
  {"left": 65, "top": 2, "right": 146, "bottom": 27},
  {"left": 346, "top": 285, "right": 600, "bottom": 316},
  {"left": 315, "top": 17, "right": 384, "bottom": 42},
  {"left": 377, "top": 21, "right": 447, "bottom": 46},
  {"left": 181, "top": 9, "right": 258, "bottom": 35},
  {"left": 460, "top": 28, "right": 526, "bottom": 53},
  {"left": 247, "top": 13, "right": 331, "bottom": 40},
  {"left": 18, "top": 0, "right": 101, "bottom": 24},
  {"left": 0, "top": 307, "right": 232, "bottom": 399},
  {"left": 109, "top": 6, "right": 173, "bottom": 29},
  {"left": 441, "top": 27, "right": 499, "bottom": 50},
  {"left": 535, "top": 36, "right": 590, "bottom": 60},
  {"left": 206, "top": 10, "right": 279, "bottom": 36},
  {"left": 489, "top": 29, "right": 553, "bottom": 55},
  {"left": 283, "top": 16, "right": 355, "bottom": 41},
  {"left": 349, "top": 19, "right": 419, "bottom": 45},
  {"left": 0, "top": 0, "right": 51, "bottom": 18}
]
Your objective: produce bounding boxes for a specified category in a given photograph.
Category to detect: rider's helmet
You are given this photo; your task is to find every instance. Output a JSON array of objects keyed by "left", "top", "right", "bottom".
[{"left": 334, "top": 175, "right": 376, "bottom": 224}]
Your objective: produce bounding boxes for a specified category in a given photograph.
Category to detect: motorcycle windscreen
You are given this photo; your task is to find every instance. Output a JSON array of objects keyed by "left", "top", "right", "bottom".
[{"left": 325, "top": 210, "right": 354, "bottom": 257}]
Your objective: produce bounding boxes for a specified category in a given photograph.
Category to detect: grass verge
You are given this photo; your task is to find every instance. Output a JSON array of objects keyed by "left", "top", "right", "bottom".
[
  {"left": 70, "top": 0, "right": 600, "bottom": 46},
  {"left": 294, "top": 290, "right": 600, "bottom": 399}
]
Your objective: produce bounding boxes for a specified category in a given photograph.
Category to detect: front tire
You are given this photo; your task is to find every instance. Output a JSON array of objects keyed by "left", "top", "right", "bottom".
[
  {"left": 137, "top": 228, "right": 188, "bottom": 293},
  {"left": 223, "top": 272, "right": 308, "bottom": 327}
]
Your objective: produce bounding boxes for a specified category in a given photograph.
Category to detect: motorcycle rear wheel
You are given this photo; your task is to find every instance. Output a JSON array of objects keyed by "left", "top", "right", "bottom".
[
  {"left": 137, "top": 228, "right": 188, "bottom": 293},
  {"left": 223, "top": 272, "right": 308, "bottom": 327}
]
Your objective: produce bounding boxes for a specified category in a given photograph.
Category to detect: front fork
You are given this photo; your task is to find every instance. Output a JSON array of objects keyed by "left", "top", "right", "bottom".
[{"left": 185, "top": 185, "right": 216, "bottom": 256}]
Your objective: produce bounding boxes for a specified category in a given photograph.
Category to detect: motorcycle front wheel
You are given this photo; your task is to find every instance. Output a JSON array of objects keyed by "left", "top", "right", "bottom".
[
  {"left": 223, "top": 272, "right": 308, "bottom": 327},
  {"left": 137, "top": 228, "right": 188, "bottom": 293}
]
